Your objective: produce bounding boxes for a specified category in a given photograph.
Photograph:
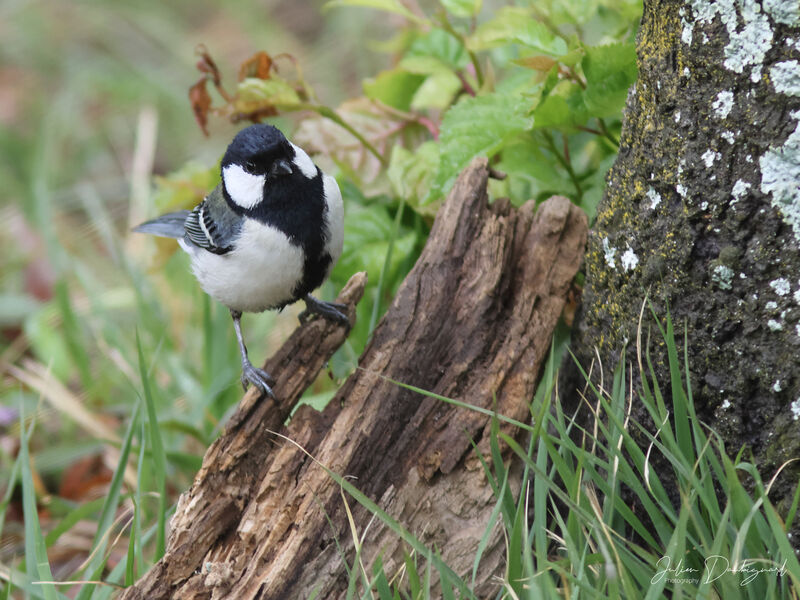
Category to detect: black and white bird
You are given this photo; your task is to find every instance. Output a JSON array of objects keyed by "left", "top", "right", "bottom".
[{"left": 134, "top": 124, "right": 346, "bottom": 399}]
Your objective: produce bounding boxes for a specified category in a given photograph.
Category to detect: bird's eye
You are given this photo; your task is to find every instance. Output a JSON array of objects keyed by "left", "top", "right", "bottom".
[{"left": 244, "top": 161, "right": 257, "bottom": 174}]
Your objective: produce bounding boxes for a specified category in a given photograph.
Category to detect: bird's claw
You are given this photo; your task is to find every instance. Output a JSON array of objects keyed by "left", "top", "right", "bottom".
[
  {"left": 300, "top": 296, "right": 350, "bottom": 328},
  {"left": 241, "top": 361, "right": 276, "bottom": 399}
]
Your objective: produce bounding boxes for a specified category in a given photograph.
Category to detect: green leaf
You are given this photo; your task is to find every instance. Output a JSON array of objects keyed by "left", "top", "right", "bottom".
[
  {"left": 406, "top": 28, "right": 468, "bottom": 70},
  {"left": 467, "top": 7, "right": 567, "bottom": 56},
  {"left": 324, "top": 0, "right": 427, "bottom": 24},
  {"left": 581, "top": 42, "right": 637, "bottom": 118},
  {"left": 234, "top": 77, "right": 301, "bottom": 114},
  {"left": 427, "top": 92, "right": 534, "bottom": 202},
  {"left": 440, "top": 0, "right": 481, "bottom": 18},
  {"left": 331, "top": 202, "right": 417, "bottom": 285},
  {"left": 495, "top": 132, "right": 576, "bottom": 200},
  {"left": 412, "top": 72, "right": 462, "bottom": 110},
  {"left": 363, "top": 68, "right": 426, "bottom": 111},
  {"left": 532, "top": 81, "right": 590, "bottom": 130},
  {"left": 397, "top": 55, "right": 463, "bottom": 109},
  {"left": 388, "top": 142, "right": 441, "bottom": 216}
]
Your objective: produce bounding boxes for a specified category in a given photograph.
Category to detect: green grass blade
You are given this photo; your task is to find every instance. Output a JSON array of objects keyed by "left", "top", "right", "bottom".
[
  {"left": 18, "top": 403, "right": 58, "bottom": 600},
  {"left": 135, "top": 331, "right": 167, "bottom": 559}
]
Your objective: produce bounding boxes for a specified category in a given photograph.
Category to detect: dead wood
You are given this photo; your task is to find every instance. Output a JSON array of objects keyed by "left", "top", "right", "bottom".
[{"left": 119, "top": 157, "right": 587, "bottom": 599}]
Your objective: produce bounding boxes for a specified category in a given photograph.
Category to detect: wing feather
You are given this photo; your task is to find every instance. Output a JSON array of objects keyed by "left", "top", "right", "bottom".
[{"left": 184, "top": 185, "right": 242, "bottom": 255}]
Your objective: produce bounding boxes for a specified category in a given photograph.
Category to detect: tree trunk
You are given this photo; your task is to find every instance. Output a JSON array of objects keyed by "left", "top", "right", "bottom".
[
  {"left": 119, "top": 158, "right": 588, "bottom": 599},
  {"left": 565, "top": 0, "right": 800, "bottom": 530}
]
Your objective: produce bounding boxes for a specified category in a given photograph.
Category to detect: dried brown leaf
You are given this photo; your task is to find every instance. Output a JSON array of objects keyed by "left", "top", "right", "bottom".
[
  {"left": 195, "top": 44, "right": 222, "bottom": 86},
  {"left": 189, "top": 78, "right": 212, "bottom": 136},
  {"left": 238, "top": 51, "right": 273, "bottom": 81}
]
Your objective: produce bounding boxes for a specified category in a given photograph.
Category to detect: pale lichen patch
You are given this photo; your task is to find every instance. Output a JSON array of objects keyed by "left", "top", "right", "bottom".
[
  {"left": 771, "top": 278, "right": 791, "bottom": 296},
  {"left": 731, "top": 179, "right": 751, "bottom": 205},
  {"left": 702, "top": 149, "right": 720, "bottom": 167},
  {"left": 713, "top": 90, "right": 735, "bottom": 118},
  {"left": 768, "top": 319, "right": 784, "bottom": 331},
  {"left": 764, "top": 0, "right": 800, "bottom": 25},
  {"left": 770, "top": 60, "right": 800, "bottom": 96},
  {"left": 646, "top": 186, "right": 662, "bottom": 209},
  {"left": 602, "top": 237, "right": 617, "bottom": 269},
  {"left": 685, "top": 0, "right": 774, "bottom": 75},
  {"left": 792, "top": 398, "right": 800, "bottom": 420},
  {"left": 712, "top": 264, "right": 734, "bottom": 289},
  {"left": 621, "top": 246, "right": 640, "bottom": 271},
  {"left": 760, "top": 111, "right": 800, "bottom": 241}
]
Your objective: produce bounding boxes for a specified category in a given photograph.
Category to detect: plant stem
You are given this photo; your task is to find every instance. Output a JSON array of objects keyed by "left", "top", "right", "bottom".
[
  {"left": 543, "top": 131, "right": 582, "bottom": 201},
  {"left": 597, "top": 118, "right": 620, "bottom": 147},
  {"left": 437, "top": 13, "right": 484, "bottom": 89},
  {"left": 294, "top": 103, "right": 388, "bottom": 167}
]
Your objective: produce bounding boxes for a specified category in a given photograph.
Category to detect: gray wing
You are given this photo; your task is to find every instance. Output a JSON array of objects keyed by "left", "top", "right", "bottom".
[
  {"left": 184, "top": 185, "right": 243, "bottom": 255},
  {"left": 133, "top": 210, "right": 190, "bottom": 238}
]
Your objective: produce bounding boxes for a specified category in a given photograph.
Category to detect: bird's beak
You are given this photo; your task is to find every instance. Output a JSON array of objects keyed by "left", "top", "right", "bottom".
[{"left": 270, "top": 159, "right": 293, "bottom": 177}]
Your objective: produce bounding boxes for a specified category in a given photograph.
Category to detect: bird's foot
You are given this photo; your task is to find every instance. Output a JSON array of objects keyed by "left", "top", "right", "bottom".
[
  {"left": 240, "top": 360, "right": 276, "bottom": 399},
  {"left": 299, "top": 295, "right": 350, "bottom": 328}
]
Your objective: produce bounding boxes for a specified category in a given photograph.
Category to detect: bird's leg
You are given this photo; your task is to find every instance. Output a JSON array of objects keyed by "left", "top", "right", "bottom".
[
  {"left": 298, "top": 294, "right": 350, "bottom": 328},
  {"left": 230, "top": 309, "right": 275, "bottom": 398}
]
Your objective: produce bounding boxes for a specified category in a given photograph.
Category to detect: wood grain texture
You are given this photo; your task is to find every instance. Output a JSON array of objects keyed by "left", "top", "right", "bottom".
[{"left": 120, "top": 158, "right": 587, "bottom": 599}]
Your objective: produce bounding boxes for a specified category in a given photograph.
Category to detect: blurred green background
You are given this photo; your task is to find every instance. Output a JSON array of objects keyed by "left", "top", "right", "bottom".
[{"left": 0, "top": 0, "right": 396, "bottom": 578}]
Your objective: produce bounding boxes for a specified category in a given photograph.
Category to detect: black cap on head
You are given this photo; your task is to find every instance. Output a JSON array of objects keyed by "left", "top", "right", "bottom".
[{"left": 221, "top": 124, "right": 292, "bottom": 170}]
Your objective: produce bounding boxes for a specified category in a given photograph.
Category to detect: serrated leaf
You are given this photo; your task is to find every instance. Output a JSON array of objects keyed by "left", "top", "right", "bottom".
[
  {"left": 582, "top": 42, "right": 637, "bottom": 118},
  {"left": 533, "top": 81, "right": 589, "bottom": 130},
  {"left": 467, "top": 7, "right": 567, "bottom": 56},
  {"left": 427, "top": 92, "right": 534, "bottom": 202},
  {"left": 234, "top": 77, "right": 301, "bottom": 114},
  {"left": 406, "top": 28, "right": 468, "bottom": 70},
  {"left": 441, "top": 0, "right": 481, "bottom": 18},
  {"left": 363, "top": 68, "right": 426, "bottom": 111},
  {"left": 388, "top": 142, "right": 441, "bottom": 216},
  {"left": 324, "top": 0, "right": 426, "bottom": 24}
]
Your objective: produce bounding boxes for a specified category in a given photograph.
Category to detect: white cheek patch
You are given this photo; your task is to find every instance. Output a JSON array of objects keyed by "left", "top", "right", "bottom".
[
  {"left": 222, "top": 164, "right": 266, "bottom": 209},
  {"left": 290, "top": 143, "right": 318, "bottom": 179}
]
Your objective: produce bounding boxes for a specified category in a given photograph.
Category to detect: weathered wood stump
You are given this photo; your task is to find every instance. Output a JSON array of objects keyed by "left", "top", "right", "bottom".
[{"left": 120, "top": 158, "right": 588, "bottom": 599}]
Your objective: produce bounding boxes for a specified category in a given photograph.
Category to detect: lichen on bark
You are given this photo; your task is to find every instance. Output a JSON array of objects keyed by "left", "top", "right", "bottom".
[{"left": 567, "top": 0, "right": 800, "bottom": 529}]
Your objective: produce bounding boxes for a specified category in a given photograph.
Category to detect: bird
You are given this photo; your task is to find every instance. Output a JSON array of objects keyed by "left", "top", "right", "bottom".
[{"left": 134, "top": 124, "right": 346, "bottom": 399}]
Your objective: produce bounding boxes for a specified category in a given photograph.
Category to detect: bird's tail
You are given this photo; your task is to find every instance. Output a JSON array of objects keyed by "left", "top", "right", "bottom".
[{"left": 132, "top": 211, "right": 190, "bottom": 239}]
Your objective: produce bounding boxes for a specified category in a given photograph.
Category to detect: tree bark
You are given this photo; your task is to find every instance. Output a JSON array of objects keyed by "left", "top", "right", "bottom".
[
  {"left": 565, "top": 0, "right": 800, "bottom": 530},
  {"left": 119, "top": 158, "right": 588, "bottom": 599}
]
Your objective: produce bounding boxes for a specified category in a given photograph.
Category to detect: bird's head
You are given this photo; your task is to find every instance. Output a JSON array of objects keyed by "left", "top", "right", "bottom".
[{"left": 220, "top": 124, "right": 318, "bottom": 210}]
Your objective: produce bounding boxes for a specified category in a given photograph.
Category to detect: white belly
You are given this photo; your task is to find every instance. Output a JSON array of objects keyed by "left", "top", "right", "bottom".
[
  {"left": 180, "top": 217, "right": 305, "bottom": 313},
  {"left": 322, "top": 173, "right": 344, "bottom": 272}
]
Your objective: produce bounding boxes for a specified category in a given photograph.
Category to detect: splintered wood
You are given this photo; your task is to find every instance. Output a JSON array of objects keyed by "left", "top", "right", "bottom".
[{"left": 120, "top": 158, "right": 588, "bottom": 599}]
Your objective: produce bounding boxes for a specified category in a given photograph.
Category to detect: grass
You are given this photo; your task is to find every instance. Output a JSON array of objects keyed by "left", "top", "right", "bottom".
[{"left": 317, "top": 311, "right": 800, "bottom": 599}]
